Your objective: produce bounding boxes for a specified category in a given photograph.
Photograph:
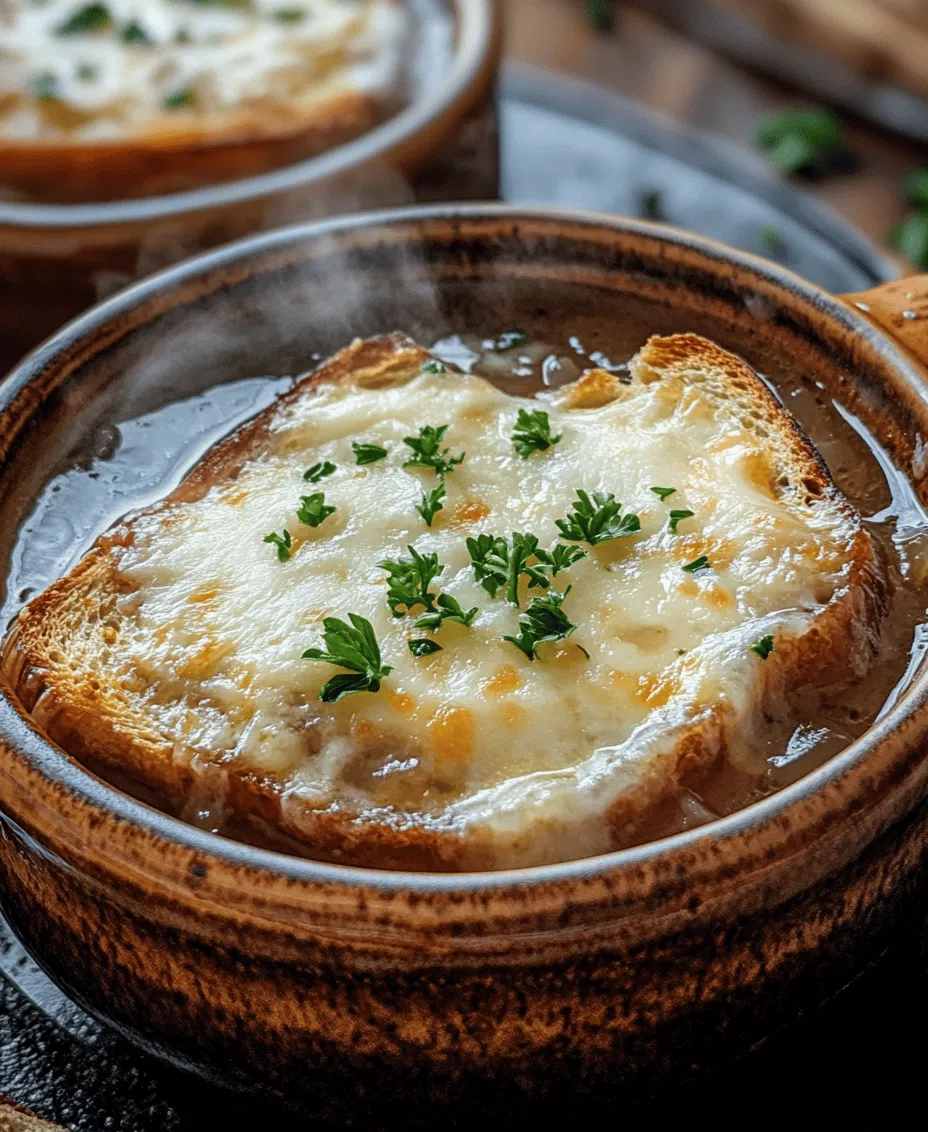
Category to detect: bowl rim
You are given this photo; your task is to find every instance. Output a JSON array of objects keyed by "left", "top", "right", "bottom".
[
  {"left": 0, "top": 0, "right": 497, "bottom": 229},
  {"left": 2, "top": 201, "right": 927, "bottom": 894}
]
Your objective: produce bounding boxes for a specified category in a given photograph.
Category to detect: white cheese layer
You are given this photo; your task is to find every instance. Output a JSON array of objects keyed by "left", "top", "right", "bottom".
[
  {"left": 111, "top": 362, "right": 862, "bottom": 866},
  {"left": 0, "top": 0, "right": 406, "bottom": 141}
]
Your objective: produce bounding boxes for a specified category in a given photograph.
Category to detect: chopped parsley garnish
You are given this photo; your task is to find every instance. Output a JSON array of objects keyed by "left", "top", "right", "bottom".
[
  {"left": 541, "top": 542, "right": 588, "bottom": 575},
  {"left": 379, "top": 547, "right": 443, "bottom": 617},
  {"left": 163, "top": 87, "right": 196, "bottom": 111},
  {"left": 503, "top": 590, "right": 581, "bottom": 661},
  {"left": 56, "top": 4, "right": 111, "bottom": 35},
  {"left": 30, "top": 73, "right": 60, "bottom": 101},
  {"left": 76, "top": 63, "right": 98, "bottom": 81},
  {"left": 682, "top": 556, "right": 711, "bottom": 574},
  {"left": 302, "top": 614, "right": 392, "bottom": 703},
  {"left": 650, "top": 486, "right": 676, "bottom": 500},
  {"left": 467, "top": 532, "right": 553, "bottom": 605},
  {"left": 352, "top": 442, "right": 387, "bottom": 466},
  {"left": 511, "top": 408, "right": 562, "bottom": 459},
  {"left": 422, "top": 359, "right": 447, "bottom": 374},
  {"left": 121, "top": 20, "right": 152, "bottom": 44},
  {"left": 889, "top": 167, "right": 928, "bottom": 269},
  {"left": 759, "top": 225, "right": 783, "bottom": 255},
  {"left": 556, "top": 490, "right": 641, "bottom": 545},
  {"left": 668, "top": 509, "right": 695, "bottom": 534},
  {"left": 415, "top": 594, "right": 479, "bottom": 632},
  {"left": 494, "top": 330, "right": 529, "bottom": 351},
  {"left": 756, "top": 107, "right": 854, "bottom": 178},
  {"left": 274, "top": 6, "right": 306, "bottom": 21},
  {"left": 403, "top": 425, "right": 465, "bottom": 477},
  {"left": 409, "top": 638, "right": 442, "bottom": 657},
  {"left": 752, "top": 635, "right": 775, "bottom": 660},
  {"left": 296, "top": 493, "right": 336, "bottom": 528},
  {"left": 417, "top": 482, "right": 446, "bottom": 527},
  {"left": 303, "top": 461, "right": 336, "bottom": 484},
  {"left": 263, "top": 529, "right": 292, "bottom": 562}
]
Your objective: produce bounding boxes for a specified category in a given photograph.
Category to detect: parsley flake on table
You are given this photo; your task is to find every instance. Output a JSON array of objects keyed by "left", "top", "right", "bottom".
[{"left": 302, "top": 614, "right": 392, "bottom": 703}]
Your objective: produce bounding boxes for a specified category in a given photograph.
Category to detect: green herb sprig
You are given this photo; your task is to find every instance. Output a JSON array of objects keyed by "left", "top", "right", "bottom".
[
  {"left": 403, "top": 425, "right": 465, "bottom": 478},
  {"left": 264, "top": 529, "right": 292, "bottom": 562},
  {"left": 352, "top": 442, "right": 387, "bottom": 466},
  {"left": 682, "top": 556, "right": 711, "bottom": 574},
  {"left": 556, "top": 490, "right": 641, "bottom": 546},
  {"left": 409, "top": 638, "right": 442, "bottom": 657},
  {"left": 511, "top": 409, "right": 561, "bottom": 459},
  {"left": 422, "top": 359, "right": 447, "bottom": 374},
  {"left": 503, "top": 590, "right": 582, "bottom": 661},
  {"left": 668, "top": 509, "right": 695, "bottom": 534},
  {"left": 303, "top": 614, "right": 392, "bottom": 703},
  {"left": 415, "top": 594, "right": 479, "bottom": 633},
  {"left": 297, "top": 493, "right": 336, "bottom": 528},
  {"left": 121, "top": 20, "right": 152, "bottom": 43},
  {"left": 379, "top": 547, "right": 443, "bottom": 617},
  {"left": 467, "top": 533, "right": 552, "bottom": 605},
  {"left": 889, "top": 167, "right": 928, "bottom": 270},
  {"left": 752, "top": 635, "right": 775, "bottom": 660},
  {"left": 304, "top": 461, "right": 336, "bottom": 484},
  {"left": 756, "top": 108, "right": 855, "bottom": 178},
  {"left": 417, "top": 482, "right": 446, "bottom": 527},
  {"left": 650, "top": 486, "right": 676, "bottom": 500}
]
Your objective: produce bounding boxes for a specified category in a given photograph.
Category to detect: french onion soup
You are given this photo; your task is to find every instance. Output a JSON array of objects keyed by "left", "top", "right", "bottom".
[
  {"left": 0, "top": 0, "right": 410, "bottom": 200},
  {"left": 2, "top": 329, "right": 907, "bottom": 870}
]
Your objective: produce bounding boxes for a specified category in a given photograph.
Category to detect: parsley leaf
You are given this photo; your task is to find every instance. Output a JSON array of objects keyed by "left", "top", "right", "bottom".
[
  {"left": 304, "top": 461, "right": 336, "bottom": 484},
  {"left": 417, "top": 482, "right": 446, "bottom": 527},
  {"left": 415, "top": 594, "right": 479, "bottom": 632},
  {"left": 682, "top": 556, "right": 711, "bottom": 574},
  {"left": 556, "top": 490, "right": 641, "bottom": 546},
  {"left": 640, "top": 188, "right": 664, "bottom": 220},
  {"left": 511, "top": 408, "right": 562, "bottom": 459},
  {"left": 302, "top": 613, "right": 392, "bottom": 702},
  {"left": 30, "top": 73, "right": 60, "bottom": 101},
  {"left": 422, "top": 359, "right": 447, "bottom": 374},
  {"left": 352, "top": 442, "right": 387, "bottom": 466},
  {"left": 263, "top": 529, "right": 292, "bottom": 562},
  {"left": 668, "top": 509, "right": 695, "bottom": 534},
  {"left": 56, "top": 4, "right": 111, "bottom": 35},
  {"left": 409, "top": 638, "right": 442, "bottom": 657},
  {"left": 752, "top": 635, "right": 775, "bottom": 660},
  {"left": 650, "top": 486, "right": 676, "bottom": 500},
  {"left": 274, "top": 6, "right": 306, "bottom": 21},
  {"left": 296, "top": 493, "right": 336, "bottom": 528},
  {"left": 535, "top": 542, "right": 588, "bottom": 575},
  {"left": 503, "top": 589, "right": 581, "bottom": 661},
  {"left": 403, "top": 425, "right": 464, "bottom": 477},
  {"left": 467, "top": 532, "right": 552, "bottom": 605},
  {"left": 379, "top": 546, "right": 443, "bottom": 617},
  {"left": 756, "top": 107, "right": 854, "bottom": 178},
  {"left": 494, "top": 330, "right": 529, "bottom": 351}
]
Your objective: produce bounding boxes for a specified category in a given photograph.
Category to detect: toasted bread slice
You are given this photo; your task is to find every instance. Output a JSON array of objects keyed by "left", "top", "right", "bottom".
[{"left": 1, "top": 333, "right": 886, "bottom": 870}]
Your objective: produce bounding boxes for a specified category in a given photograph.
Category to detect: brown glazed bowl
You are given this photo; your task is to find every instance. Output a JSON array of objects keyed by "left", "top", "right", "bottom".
[
  {"left": 1, "top": 206, "right": 928, "bottom": 1114},
  {"left": 0, "top": 0, "right": 501, "bottom": 375}
]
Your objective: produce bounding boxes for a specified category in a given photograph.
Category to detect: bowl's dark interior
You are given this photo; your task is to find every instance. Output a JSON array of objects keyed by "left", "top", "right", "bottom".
[{"left": 0, "top": 212, "right": 925, "bottom": 853}]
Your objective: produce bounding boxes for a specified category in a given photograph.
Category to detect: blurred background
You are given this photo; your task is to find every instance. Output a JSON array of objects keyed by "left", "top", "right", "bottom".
[{"left": 508, "top": 0, "right": 928, "bottom": 262}]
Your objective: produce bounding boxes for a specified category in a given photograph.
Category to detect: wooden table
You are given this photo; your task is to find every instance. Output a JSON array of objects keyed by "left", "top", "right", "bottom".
[{"left": 505, "top": 0, "right": 926, "bottom": 253}]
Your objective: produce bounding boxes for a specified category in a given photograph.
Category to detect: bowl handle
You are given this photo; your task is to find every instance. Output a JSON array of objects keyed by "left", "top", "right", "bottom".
[{"left": 841, "top": 276, "right": 928, "bottom": 367}]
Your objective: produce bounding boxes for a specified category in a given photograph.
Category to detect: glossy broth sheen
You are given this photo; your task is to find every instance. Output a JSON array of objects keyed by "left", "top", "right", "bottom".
[{"left": 4, "top": 289, "right": 926, "bottom": 855}]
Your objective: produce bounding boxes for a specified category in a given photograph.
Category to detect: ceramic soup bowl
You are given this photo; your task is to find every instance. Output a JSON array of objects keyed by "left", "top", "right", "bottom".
[{"left": 0, "top": 206, "right": 927, "bottom": 1112}]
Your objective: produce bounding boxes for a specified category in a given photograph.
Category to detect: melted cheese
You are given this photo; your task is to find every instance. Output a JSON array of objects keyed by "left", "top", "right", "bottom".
[
  {"left": 0, "top": 0, "right": 406, "bottom": 141},
  {"left": 110, "top": 360, "right": 863, "bottom": 866}
]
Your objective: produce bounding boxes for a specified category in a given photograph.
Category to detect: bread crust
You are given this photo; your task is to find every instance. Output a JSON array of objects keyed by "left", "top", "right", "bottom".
[
  {"left": 0, "top": 89, "right": 382, "bottom": 202},
  {"left": 0, "top": 333, "right": 887, "bottom": 871}
]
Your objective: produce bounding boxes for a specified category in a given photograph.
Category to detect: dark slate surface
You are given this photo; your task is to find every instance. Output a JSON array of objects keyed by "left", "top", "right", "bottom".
[{"left": 0, "top": 65, "right": 906, "bottom": 1129}]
